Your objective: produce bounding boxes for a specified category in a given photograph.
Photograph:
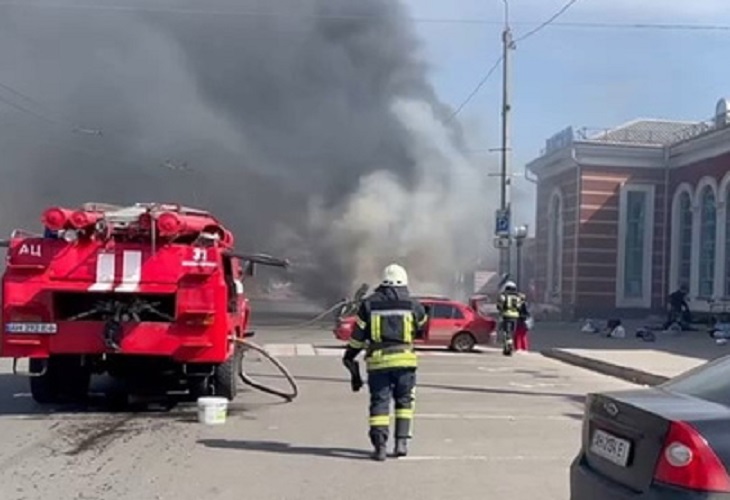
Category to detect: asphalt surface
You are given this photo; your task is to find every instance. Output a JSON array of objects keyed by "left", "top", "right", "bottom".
[{"left": 0, "top": 322, "right": 636, "bottom": 500}]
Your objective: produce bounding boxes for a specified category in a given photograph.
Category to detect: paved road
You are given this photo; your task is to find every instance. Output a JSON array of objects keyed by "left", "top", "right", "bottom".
[{"left": 0, "top": 326, "right": 634, "bottom": 500}]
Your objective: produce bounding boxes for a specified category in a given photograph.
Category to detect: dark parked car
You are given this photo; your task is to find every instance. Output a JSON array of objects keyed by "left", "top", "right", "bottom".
[{"left": 571, "top": 355, "right": 730, "bottom": 498}]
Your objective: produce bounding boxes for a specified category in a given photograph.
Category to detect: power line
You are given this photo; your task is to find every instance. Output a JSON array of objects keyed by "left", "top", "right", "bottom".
[
  {"left": 0, "top": 81, "right": 103, "bottom": 135},
  {"left": 548, "top": 21, "right": 730, "bottom": 31},
  {"left": 0, "top": 116, "right": 148, "bottom": 171},
  {"left": 515, "top": 0, "right": 581, "bottom": 42},
  {"left": 448, "top": 0, "right": 583, "bottom": 121},
  {"left": 446, "top": 56, "right": 503, "bottom": 123},
  {"left": 1, "top": 2, "right": 729, "bottom": 32}
]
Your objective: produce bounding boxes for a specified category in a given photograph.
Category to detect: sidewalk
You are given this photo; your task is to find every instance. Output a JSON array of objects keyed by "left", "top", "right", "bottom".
[{"left": 531, "top": 321, "right": 728, "bottom": 386}]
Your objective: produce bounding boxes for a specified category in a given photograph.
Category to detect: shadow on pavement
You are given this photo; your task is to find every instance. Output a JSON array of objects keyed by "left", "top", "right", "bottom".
[
  {"left": 0, "top": 373, "right": 49, "bottom": 416},
  {"left": 198, "top": 439, "right": 372, "bottom": 460},
  {"left": 0, "top": 373, "right": 278, "bottom": 419}
]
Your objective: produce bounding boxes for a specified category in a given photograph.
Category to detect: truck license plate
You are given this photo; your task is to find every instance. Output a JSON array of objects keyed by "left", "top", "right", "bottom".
[
  {"left": 5, "top": 322, "right": 58, "bottom": 334},
  {"left": 590, "top": 429, "right": 631, "bottom": 467}
]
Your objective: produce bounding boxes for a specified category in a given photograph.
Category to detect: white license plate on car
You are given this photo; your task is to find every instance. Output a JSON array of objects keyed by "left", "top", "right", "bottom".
[
  {"left": 590, "top": 429, "right": 631, "bottom": 467},
  {"left": 4, "top": 322, "right": 58, "bottom": 334}
]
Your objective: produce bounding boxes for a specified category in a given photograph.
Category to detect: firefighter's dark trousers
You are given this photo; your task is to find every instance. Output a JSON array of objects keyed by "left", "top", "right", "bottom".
[{"left": 367, "top": 368, "right": 416, "bottom": 447}]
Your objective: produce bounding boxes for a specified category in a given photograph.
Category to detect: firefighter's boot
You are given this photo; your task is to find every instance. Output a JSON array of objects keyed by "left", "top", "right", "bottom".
[
  {"left": 394, "top": 438, "right": 408, "bottom": 458},
  {"left": 370, "top": 432, "right": 387, "bottom": 462}
]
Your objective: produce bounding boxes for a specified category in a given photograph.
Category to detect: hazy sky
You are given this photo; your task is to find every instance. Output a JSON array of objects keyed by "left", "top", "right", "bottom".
[{"left": 400, "top": 0, "right": 730, "bottom": 228}]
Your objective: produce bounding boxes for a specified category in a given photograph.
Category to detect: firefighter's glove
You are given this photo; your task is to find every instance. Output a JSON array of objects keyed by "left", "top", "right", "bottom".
[
  {"left": 342, "top": 358, "right": 363, "bottom": 392},
  {"left": 350, "top": 372, "right": 364, "bottom": 392}
]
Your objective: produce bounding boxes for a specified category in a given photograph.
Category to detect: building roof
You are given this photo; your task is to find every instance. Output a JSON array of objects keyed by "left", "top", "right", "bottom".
[{"left": 579, "top": 119, "right": 700, "bottom": 146}]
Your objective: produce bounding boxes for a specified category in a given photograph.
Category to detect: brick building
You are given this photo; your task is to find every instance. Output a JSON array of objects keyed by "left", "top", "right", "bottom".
[{"left": 527, "top": 98, "right": 730, "bottom": 319}]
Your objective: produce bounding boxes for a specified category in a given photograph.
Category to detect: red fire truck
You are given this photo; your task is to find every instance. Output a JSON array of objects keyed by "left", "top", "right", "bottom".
[{"left": 0, "top": 202, "right": 288, "bottom": 405}]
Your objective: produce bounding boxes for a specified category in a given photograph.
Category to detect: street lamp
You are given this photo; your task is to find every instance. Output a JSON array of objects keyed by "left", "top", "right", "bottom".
[{"left": 513, "top": 224, "right": 529, "bottom": 290}]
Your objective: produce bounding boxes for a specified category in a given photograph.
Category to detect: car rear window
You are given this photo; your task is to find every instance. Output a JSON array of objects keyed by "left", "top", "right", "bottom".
[{"left": 661, "top": 355, "right": 730, "bottom": 407}]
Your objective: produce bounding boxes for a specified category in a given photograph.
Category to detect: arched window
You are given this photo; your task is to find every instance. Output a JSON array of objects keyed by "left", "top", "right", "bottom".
[
  {"left": 698, "top": 185, "right": 717, "bottom": 298},
  {"left": 624, "top": 190, "right": 647, "bottom": 298},
  {"left": 676, "top": 191, "right": 692, "bottom": 288},
  {"left": 725, "top": 183, "right": 730, "bottom": 296},
  {"left": 547, "top": 192, "right": 563, "bottom": 298}
]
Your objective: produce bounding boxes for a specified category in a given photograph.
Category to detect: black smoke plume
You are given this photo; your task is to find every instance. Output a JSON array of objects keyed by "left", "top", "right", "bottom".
[{"left": 0, "top": 0, "right": 497, "bottom": 304}]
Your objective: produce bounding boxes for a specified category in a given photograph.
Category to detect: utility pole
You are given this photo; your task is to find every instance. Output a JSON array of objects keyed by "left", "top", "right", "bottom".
[{"left": 496, "top": 4, "right": 515, "bottom": 280}]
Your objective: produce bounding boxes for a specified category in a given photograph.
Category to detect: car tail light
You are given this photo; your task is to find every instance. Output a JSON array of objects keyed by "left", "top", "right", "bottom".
[{"left": 654, "top": 420, "right": 730, "bottom": 492}]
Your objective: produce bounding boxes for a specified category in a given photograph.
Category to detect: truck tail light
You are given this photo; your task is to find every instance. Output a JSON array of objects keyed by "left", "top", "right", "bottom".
[
  {"left": 7, "top": 312, "right": 43, "bottom": 322},
  {"left": 179, "top": 313, "right": 215, "bottom": 326},
  {"left": 654, "top": 420, "right": 730, "bottom": 492}
]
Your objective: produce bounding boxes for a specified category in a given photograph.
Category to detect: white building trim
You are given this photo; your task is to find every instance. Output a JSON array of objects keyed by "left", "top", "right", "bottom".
[
  {"left": 668, "top": 126, "right": 730, "bottom": 169},
  {"left": 526, "top": 147, "right": 576, "bottom": 180},
  {"left": 715, "top": 172, "right": 730, "bottom": 298},
  {"left": 669, "top": 183, "right": 694, "bottom": 293},
  {"left": 691, "top": 177, "right": 720, "bottom": 300},
  {"left": 546, "top": 188, "right": 564, "bottom": 303},
  {"left": 718, "top": 172, "right": 730, "bottom": 297},
  {"left": 616, "top": 183, "right": 655, "bottom": 309},
  {"left": 574, "top": 143, "right": 665, "bottom": 169},
  {"left": 526, "top": 142, "right": 665, "bottom": 181}
]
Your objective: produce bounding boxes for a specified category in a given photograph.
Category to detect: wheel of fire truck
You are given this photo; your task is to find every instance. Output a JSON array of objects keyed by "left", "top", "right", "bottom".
[
  {"left": 450, "top": 332, "right": 476, "bottom": 353},
  {"left": 212, "top": 343, "right": 245, "bottom": 401},
  {"left": 29, "top": 356, "right": 91, "bottom": 404},
  {"left": 237, "top": 340, "right": 299, "bottom": 402}
]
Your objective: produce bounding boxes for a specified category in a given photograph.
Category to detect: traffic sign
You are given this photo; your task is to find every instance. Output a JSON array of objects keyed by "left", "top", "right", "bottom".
[
  {"left": 495, "top": 208, "right": 510, "bottom": 236},
  {"left": 493, "top": 236, "right": 511, "bottom": 249}
]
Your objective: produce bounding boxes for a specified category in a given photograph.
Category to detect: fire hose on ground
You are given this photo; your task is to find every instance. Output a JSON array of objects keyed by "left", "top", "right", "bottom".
[
  {"left": 235, "top": 339, "right": 299, "bottom": 402},
  {"left": 231, "top": 286, "right": 369, "bottom": 401},
  {"left": 229, "top": 299, "right": 352, "bottom": 403},
  {"left": 267, "top": 299, "right": 350, "bottom": 329}
]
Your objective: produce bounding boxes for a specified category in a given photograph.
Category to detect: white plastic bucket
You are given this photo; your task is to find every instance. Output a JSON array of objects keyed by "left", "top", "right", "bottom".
[{"left": 197, "top": 397, "right": 228, "bottom": 425}]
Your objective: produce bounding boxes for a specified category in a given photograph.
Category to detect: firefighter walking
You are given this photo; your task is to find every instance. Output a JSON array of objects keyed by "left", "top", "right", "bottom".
[
  {"left": 342, "top": 263, "right": 427, "bottom": 461},
  {"left": 497, "top": 280, "right": 529, "bottom": 355}
]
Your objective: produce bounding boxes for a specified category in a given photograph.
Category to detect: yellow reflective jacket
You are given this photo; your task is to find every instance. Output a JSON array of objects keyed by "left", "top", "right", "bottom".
[{"left": 345, "top": 285, "right": 427, "bottom": 372}]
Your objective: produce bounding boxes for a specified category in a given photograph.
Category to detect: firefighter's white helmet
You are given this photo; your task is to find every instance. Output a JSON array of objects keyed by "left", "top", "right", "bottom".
[
  {"left": 382, "top": 263, "right": 408, "bottom": 287},
  {"left": 503, "top": 280, "right": 517, "bottom": 292}
]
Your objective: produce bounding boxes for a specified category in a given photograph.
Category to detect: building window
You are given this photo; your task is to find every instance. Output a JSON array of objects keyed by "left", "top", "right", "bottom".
[
  {"left": 670, "top": 188, "right": 692, "bottom": 292},
  {"left": 726, "top": 183, "right": 730, "bottom": 296},
  {"left": 698, "top": 186, "right": 717, "bottom": 298},
  {"left": 678, "top": 192, "right": 693, "bottom": 289},
  {"left": 624, "top": 191, "right": 647, "bottom": 298},
  {"left": 617, "top": 184, "right": 655, "bottom": 308},
  {"left": 546, "top": 192, "right": 563, "bottom": 300}
]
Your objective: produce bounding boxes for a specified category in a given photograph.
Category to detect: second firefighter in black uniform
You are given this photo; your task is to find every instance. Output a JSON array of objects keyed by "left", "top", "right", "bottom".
[{"left": 342, "top": 263, "right": 428, "bottom": 461}]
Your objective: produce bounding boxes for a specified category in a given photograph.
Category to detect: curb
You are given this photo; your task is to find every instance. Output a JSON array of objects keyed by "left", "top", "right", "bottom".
[{"left": 540, "top": 348, "right": 670, "bottom": 386}]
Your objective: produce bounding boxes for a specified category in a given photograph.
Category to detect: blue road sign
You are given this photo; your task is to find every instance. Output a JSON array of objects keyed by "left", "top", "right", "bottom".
[{"left": 495, "top": 209, "right": 510, "bottom": 235}]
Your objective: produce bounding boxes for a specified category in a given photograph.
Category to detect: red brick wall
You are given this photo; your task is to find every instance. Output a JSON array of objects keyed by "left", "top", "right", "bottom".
[
  {"left": 670, "top": 150, "right": 730, "bottom": 191},
  {"left": 576, "top": 167, "right": 667, "bottom": 316},
  {"left": 665, "top": 150, "right": 730, "bottom": 301},
  {"left": 534, "top": 166, "right": 578, "bottom": 312}
]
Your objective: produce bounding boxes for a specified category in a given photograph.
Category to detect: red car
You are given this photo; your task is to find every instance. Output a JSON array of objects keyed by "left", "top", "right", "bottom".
[{"left": 333, "top": 295, "right": 497, "bottom": 352}]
